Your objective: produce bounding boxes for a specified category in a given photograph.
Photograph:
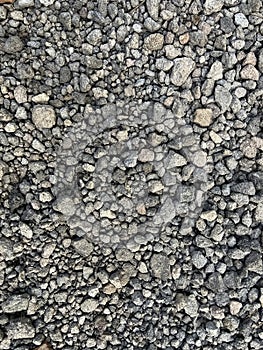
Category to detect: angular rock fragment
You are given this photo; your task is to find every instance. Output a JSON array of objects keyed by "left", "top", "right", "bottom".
[{"left": 171, "top": 58, "right": 195, "bottom": 86}]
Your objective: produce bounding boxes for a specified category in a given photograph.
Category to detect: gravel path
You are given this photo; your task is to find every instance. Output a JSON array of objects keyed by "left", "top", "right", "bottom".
[{"left": 0, "top": 0, "right": 262, "bottom": 349}]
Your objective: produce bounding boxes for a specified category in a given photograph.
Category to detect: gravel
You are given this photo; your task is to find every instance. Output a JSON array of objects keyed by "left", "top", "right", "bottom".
[{"left": 0, "top": 0, "right": 262, "bottom": 349}]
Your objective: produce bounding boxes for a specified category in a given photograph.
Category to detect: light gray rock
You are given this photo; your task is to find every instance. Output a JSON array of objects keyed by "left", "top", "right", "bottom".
[
  {"left": 184, "top": 295, "right": 199, "bottom": 317},
  {"left": 32, "top": 105, "right": 56, "bottom": 129},
  {"left": 234, "top": 13, "right": 249, "bottom": 28},
  {"left": 80, "top": 298, "right": 99, "bottom": 313},
  {"left": 0, "top": 7, "right": 7, "bottom": 21},
  {"left": 2, "top": 294, "right": 30, "bottom": 313},
  {"left": 240, "top": 65, "right": 259, "bottom": 81},
  {"left": 0, "top": 108, "right": 12, "bottom": 122},
  {"left": 7, "top": 319, "right": 35, "bottom": 339},
  {"left": 215, "top": 85, "right": 232, "bottom": 112},
  {"left": 144, "top": 33, "right": 164, "bottom": 51},
  {"left": 207, "top": 61, "right": 223, "bottom": 80},
  {"left": 3, "top": 36, "right": 24, "bottom": 54},
  {"left": 87, "top": 29, "right": 102, "bottom": 46},
  {"left": 204, "top": 0, "right": 224, "bottom": 14},
  {"left": 16, "top": 0, "right": 34, "bottom": 8},
  {"left": 171, "top": 58, "right": 195, "bottom": 86},
  {"left": 194, "top": 109, "right": 213, "bottom": 127},
  {"left": 73, "top": 239, "right": 93, "bottom": 258},
  {"left": 14, "top": 85, "right": 27, "bottom": 104},
  {"left": 146, "top": 0, "right": 160, "bottom": 20},
  {"left": 192, "top": 251, "right": 208, "bottom": 269},
  {"left": 155, "top": 57, "right": 173, "bottom": 71}
]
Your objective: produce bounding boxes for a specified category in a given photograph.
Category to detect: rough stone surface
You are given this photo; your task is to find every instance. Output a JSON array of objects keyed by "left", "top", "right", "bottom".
[
  {"left": 171, "top": 58, "right": 195, "bottom": 86},
  {"left": 144, "top": 33, "right": 164, "bottom": 51},
  {"left": 240, "top": 65, "right": 260, "bottom": 81},
  {"left": 194, "top": 109, "right": 213, "bottom": 127},
  {"left": 32, "top": 105, "right": 56, "bottom": 129}
]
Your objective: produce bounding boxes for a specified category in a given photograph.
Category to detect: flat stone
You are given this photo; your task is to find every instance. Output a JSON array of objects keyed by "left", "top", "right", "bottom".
[
  {"left": 7, "top": 319, "right": 35, "bottom": 339},
  {"left": 245, "top": 252, "right": 263, "bottom": 274},
  {"left": 210, "top": 130, "right": 222, "bottom": 144},
  {"left": 3, "top": 36, "right": 24, "bottom": 54},
  {"left": 0, "top": 7, "right": 7, "bottom": 20},
  {"left": 87, "top": 29, "right": 102, "bottom": 46},
  {"left": 194, "top": 108, "right": 213, "bottom": 127},
  {"left": 150, "top": 253, "right": 170, "bottom": 280},
  {"left": 59, "top": 66, "right": 72, "bottom": 84},
  {"left": 255, "top": 202, "right": 263, "bottom": 223},
  {"left": 171, "top": 58, "right": 195, "bottom": 86},
  {"left": 167, "top": 152, "right": 187, "bottom": 168},
  {"left": 73, "top": 239, "right": 93, "bottom": 258},
  {"left": 155, "top": 57, "right": 173, "bottom": 71},
  {"left": 16, "top": 0, "right": 34, "bottom": 8},
  {"left": 32, "top": 105, "right": 56, "bottom": 129},
  {"left": 215, "top": 85, "right": 232, "bottom": 113},
  {"left": 14, "top": 85, "right": 27, "bottom": 103},
  {"left": 191, "top": 150, "right": 207, "bottom": 167},
  {"left": 231, "top": 182, "right": 255, "bottom": 195},
  {"left": 234, "top": 13, "right": 249, "bottom": 28},
  {"left": 80, "top": 298, "right": 99, "bottom": 313},
  {"left": 0, "top": 108, "right": 12, "bottom": 122},
  {"left": 230, "top": 301, "right": 242, "bottom": 315},
  {"left": 204, "top": 0, "right": 224, "bottom": 14},
  {"left": 144, "top": 33, "right": 164, "bottom": 51},
  {"left": 201, "top": 210, "right": 217, "bottom": 222},
  {"left": 240, "top": 65, "right": 259, "bottom": 81},
  {"left": 220, "top": 16, "right": 235, "bottom": 34},
  {"left": 32, "top": 93, "right": 49, "bottom": 103},
  {"left": 146, "top": 0, "right": 160, "bottom": 20},
  {"left": 138, "top": 148, "right": 155, "bottom": 162},
  {"left": 207, "top": 61, "right": 223, "bottom": 80},
  {"left": 192, "top": 251, "right": 208, "bottom": 269},
  {"left": 184, "top": 295, "right": 199, "bottom": 317},
  {"left": 19, "top": 222, "right": 33, "bottom": 239},
  {"left": 2, "top": 294, "right": 30, "bottom": 313}
]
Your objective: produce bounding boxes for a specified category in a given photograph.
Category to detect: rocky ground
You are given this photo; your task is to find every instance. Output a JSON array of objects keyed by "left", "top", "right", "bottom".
[{"left": 0, "top": 0, "right": 263, "bottom": 349}]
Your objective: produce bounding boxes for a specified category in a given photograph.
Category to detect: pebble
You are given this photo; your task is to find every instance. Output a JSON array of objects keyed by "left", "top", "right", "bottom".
[
  {"left": 3, "top": 36, "right": 24, "bottom": 54},
  {"left": 2, "top": 294, "right": 30, "bottom": 313},
  {"left": 19, "top": 222, "right": 33, "bottom": 239},
  {"left": 150, "top": 253, "right": 170, "bottom": 280},
  {"left": 14, "top": 85, "right": 27, "bottom": 103},
  {"left": 32, "top": 105, "right": 56, "bottom": 129},
  {"left": 144, "top": 33, "right": 164, "bottom": 51},
  {"left": 207, "top": 61, "right": 223, "bottom": 80},
  {"left": 16, "top": 0, "right": 34, "bottom": 8},
  {"left": 204, "top": 0, "right": 224, "bottom": 14},
  {"left": 194, "top": 108, "right": 213, "bottom": 127},
  {"left": 234, "top": 13, "right": 249, "bottom": 28},
  {"left": 240, "top": 65, "right": 260, "bottom": 81},
  {"left": 192, "top": 251, "right": 208, "bottom": 269},
  {"left": 230, "top": 301, "right": 242, "bottom": 315},
  {"left": 80, "top": 298, "right": 99, "bottom": 313},
  {"left": 215, "top": 85, "right": 232, "bottom": 113},
  {"left": 7, "top": 319, "right": 35, "bottom": 339},
  {"left": 201, "top": 210, "right": 217, "bottom": 222},
  {"left": 171, "top": 57, "right": 195, "bottom": 86}
]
